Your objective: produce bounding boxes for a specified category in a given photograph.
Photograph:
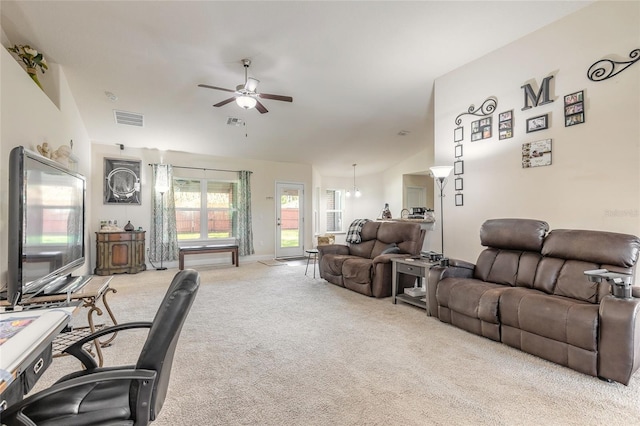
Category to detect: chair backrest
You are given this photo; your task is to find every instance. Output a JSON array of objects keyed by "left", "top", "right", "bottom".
[{"left": 133, "top": 269, "right": 200, "bottom": 422}]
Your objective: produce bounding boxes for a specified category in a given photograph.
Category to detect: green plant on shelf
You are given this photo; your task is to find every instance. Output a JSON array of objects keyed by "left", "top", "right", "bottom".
[{"left": 7, "top": 44, "right": 48, "bottom": 90}]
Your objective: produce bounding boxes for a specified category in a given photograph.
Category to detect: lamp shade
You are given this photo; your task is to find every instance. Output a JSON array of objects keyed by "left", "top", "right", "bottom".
[
  {"left": 155, "top": 164, "right": 170, "bottom": 193},
  {"left": 236, "top": 95, "right": 257, "bottom": 109},
  {"left": 430, "top": 165, "right": 453, "bottom": 179}
]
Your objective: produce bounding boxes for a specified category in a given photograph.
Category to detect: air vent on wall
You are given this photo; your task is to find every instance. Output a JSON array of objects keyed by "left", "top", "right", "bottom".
[
  {"left": 226, "top": 117, "right": 244, "bottom": 127},
  {"left": 114, "top": 110, "right": 144, "bottom": 127}
]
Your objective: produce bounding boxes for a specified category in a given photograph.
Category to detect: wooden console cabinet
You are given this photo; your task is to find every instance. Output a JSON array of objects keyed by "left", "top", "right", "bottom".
[{"left": 95, "top": 231, "right": 146, "bottom": 276}]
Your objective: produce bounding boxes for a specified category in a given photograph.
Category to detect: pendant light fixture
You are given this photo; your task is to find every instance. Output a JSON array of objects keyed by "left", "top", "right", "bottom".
[{"left": 346, "top": 163, "right": 361, "bottom": 198}]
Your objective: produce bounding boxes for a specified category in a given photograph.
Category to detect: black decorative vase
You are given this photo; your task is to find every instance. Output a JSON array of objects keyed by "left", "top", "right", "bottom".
[{"left": 124, "top": 220, "right": 135, "bottom": 231}]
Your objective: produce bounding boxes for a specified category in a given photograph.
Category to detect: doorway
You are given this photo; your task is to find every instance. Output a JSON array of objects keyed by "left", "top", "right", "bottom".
[{"left": 275, "top": 182, "right": 304, "bottom": 259}]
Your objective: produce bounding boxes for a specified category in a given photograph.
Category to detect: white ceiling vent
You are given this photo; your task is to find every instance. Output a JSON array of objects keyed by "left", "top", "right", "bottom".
[
  {"left": 114, "top": 110, "right": 144, "bottom": 127},
  {"left": 226, "top": 117, "right": 244, "bottom": 127}
]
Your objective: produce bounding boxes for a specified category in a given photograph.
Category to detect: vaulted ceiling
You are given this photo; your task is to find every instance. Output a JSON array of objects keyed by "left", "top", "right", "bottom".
[{"left": 1, "top": 1, "right": 591, "bottom": 177}]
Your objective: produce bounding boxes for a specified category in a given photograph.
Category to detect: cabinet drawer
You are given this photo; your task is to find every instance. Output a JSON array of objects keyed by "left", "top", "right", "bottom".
[
  {"left": 107, "top": 233, "right": 133, "bottom": 242},
  {"left": 396, "top": 262, "right": 425, "bottom": 277}
]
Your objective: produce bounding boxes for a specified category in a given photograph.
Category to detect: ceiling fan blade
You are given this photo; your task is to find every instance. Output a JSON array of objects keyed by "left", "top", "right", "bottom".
[
  {"left": 198, "top": 84, "right": 235, "bottom": 93},
  {"left": 244, "top": 77, "right": 259, "bottom": 92},
  {"left": 258, "top": 93, "right": 293, "bottom": 102},
  {"left": 255, "top": 100, "right": 269, "bottom": 114},
  {"left": 213, "top": 97, "right": 237, "bottom": 107}
]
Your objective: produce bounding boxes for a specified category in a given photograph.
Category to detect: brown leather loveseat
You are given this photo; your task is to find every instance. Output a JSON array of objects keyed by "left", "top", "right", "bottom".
[
  {"left": 318, "top": 221, "right": 425, "bottom": 298},
  {"left": 428, "top": 218, "right": 640, "bottom": 385}
]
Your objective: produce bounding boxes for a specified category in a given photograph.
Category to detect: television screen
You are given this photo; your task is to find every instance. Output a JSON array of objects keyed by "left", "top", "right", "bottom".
[{"left": 6, "top": 146, "right": 86, "bottom": 306}]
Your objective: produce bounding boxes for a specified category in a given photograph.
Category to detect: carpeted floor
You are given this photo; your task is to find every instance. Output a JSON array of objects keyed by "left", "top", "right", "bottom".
[{"left": 33, "top": 262, "right": 640, "bottom": 425}]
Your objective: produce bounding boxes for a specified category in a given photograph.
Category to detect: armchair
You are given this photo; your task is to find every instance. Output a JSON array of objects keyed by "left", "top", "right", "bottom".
[{"left": 2, "top": 269, "right": 200, "bottom": 425}]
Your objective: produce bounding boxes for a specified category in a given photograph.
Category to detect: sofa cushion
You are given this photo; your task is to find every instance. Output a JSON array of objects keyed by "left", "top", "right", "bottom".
[
  {"left": 474, "top": 249, "right": 542, "bottom": 288},
  {"left": 436, "top": 277, "right": 508, "bottom": 324},
  {"left": 375, "top": 222, "right": 423, "bottom": 256},
  {"left": 500, "top": 287, "right": 598, "bottom": 351},
  {"left": 480, "top": 218, "right": 549, "bottom": 251},
  {"left": 542, "top": 229, "right": 640, "bottom": 268},
  {"left": 343, "top": 258, "right": 374, "bottom": 296},
  {"left": 343, "top": 257, "right": 373, "bottom": 283},
  {"left": 320, "top": 254, "right": 352, "bottom": 278},
  {"left": 553, "top": 259, "right": 600, "bottom": 303}
]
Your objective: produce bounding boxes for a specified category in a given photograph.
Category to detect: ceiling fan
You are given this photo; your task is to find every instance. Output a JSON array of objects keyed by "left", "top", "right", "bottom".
[{"left": 198, "top": 59, "right": 293, "bottom": 114}]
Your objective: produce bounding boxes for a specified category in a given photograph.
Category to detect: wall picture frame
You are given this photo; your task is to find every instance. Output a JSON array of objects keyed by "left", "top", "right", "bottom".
[
  {"left": 454, "top": 126, "right": 464, "bottom": 142},
  {"left": 454, "top": 177, "right": 463, "bottom": 191},
  {"left": 564, "top": 90, "right": 585, "bottom": 127},
  {"left": 104, "top": 158, "right": 142, "bottom": 204},
  {"left": 498, "top": 109, "right": 513, "bottom": 140},
  {"left": 454, "top": 160, "right": 464, "bottom": 175},
  {"left": 455, "top": 144, "right": 463, "bottom": 158},
  {"left": 526, "top": 113, "right": 548, "bottom": 133},
  {"left": 522, "top": 139, "right": 552, "bottom": 168},
  {"left": 455, "top": 193, "right": 464, "bottom": 206},
  {"left": 471, "top": 116, "right": 492, "bottom": 141}
]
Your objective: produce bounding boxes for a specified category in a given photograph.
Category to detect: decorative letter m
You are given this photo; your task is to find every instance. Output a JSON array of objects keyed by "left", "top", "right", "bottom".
[{"left": 521, "top": 76, "right": 554, "bottom": 111}]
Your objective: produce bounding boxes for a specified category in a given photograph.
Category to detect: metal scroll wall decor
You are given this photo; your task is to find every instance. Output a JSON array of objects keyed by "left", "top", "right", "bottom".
[
  {"left": 587, "top": 48, "right": 640, "bottom": 82},
  {"left": 454, "top": 97, "right": 497, "bottom": 126}
]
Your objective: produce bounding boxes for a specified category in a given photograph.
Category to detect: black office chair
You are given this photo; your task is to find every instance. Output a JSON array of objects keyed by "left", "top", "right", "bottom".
[{"left": 2, "top": 269, "right": 200, "bottom": 426}]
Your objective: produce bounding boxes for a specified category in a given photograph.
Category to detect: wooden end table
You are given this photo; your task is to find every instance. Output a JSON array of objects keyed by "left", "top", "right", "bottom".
[{"left": 391, "top": 257, "right": 437, "bottom": 314}]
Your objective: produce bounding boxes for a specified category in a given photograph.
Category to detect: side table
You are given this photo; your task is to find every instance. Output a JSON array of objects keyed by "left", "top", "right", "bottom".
[
  {"left": 391, "top": 258, "right": 437, "bottom": 314},
  {"left": 305, "top": 249, "right": 319, "bottom": 278}
]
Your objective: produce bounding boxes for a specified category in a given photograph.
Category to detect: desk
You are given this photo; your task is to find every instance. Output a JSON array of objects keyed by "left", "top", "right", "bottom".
[
  {"left": 0, "top": 306, "right": 76, "bottom": 412},
  {"left": 391, "top": 258, "right": 436, "bottom": 314},
  {"left": 0, "top": 276, "right": 118, "bottom": 368}
]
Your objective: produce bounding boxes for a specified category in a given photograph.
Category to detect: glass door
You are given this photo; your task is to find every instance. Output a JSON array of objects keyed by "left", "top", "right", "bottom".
[{"left": 275, "top": 182, "right": 304, "bottom": 259}]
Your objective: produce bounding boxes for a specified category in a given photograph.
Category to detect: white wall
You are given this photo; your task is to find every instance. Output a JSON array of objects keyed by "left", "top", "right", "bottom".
[
  {"left": 90, "top": 143, "right": 314, "bottom": 268},
  {"left": 1, "top": 47, "right": 93, "bottom": 286},
  {"left": 434, "top": 1, "right": 640, "bottom": 267},
  {"left": 317, "top": 172, "right": 385, "bottom": 245}
]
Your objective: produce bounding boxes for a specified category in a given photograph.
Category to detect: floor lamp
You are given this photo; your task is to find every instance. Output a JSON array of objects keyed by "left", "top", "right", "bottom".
[
  {"left": 155, "top": 164, "right": 170, "bottom": 270},
  {"left": 429, "top": 165, "right": 453, "bottom": 256}
]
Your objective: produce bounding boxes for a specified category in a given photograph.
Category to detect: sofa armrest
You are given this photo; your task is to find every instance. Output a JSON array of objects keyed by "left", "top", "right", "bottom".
[
  {"left": 448, "top": 258, "right": 476, "bottom": 270},
  {"left": 316, "top": 244, "right": 349, "bottom": 256},
  {"left": 598, "top": 295, "right": 640, "bottom": 385},
  {"left": 372, "top": 253, "right": 406, "bottom": 267},
  {"left": 427, "top": 260, "right": 475, "bottom": 317}
]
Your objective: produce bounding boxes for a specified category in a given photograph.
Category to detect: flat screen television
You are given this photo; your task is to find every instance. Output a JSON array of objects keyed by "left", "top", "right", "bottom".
[{"left": 4, "top": 146, "right": 86, "bottom": 307}]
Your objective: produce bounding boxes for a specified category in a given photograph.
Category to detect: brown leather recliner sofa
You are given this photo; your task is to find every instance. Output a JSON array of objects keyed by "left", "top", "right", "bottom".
[
  {"left": 318, "top": 221, "right": 425, "bottom": 298},
  {"left": 428, "top": 218, "right": 640, "bottom": 385}
]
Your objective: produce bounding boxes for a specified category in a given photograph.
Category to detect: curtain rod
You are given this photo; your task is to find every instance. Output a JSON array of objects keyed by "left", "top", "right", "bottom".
[{"left": 148, "top": 164, "right": 251, "bottom": 173}]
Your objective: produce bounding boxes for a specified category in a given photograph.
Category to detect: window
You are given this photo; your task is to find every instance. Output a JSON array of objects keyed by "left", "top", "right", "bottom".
[
  {"left": 326, "top": 189, "right": 345, "bottom": 233},
  {"left": 173, "top": 178, "right": 237, "bottom": 241}
]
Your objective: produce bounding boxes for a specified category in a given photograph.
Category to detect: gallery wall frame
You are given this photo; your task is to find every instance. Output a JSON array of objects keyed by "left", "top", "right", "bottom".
[
  {"left": 454, "top": 127, "right": 464, "bottom": 142},
  {"left": 455, "top": 193, "right": 464, "bottom": 206},
  {"left": 454, "top": 160, "right": 464, "bottom": 175},
  {"left": 455, "top": 144, "right": 463, "bottom": 158},
  {"left": 471, "top": 117, "right": 492, "bottom": 141},
  {"left": 522, "top": 139, "right": 552, "bottom": 168},
  {"left": 564, "top": 90, "right": 585, "bottom": 127},
  {"left": 104, "top": 158, "right": 142, "bottom": 204},
  {"left": 526, "top": 113, "right": 549, "bottom": 133},
  {"left": 498, "top": 109, "right": 513, "bottom": 140},
  {"left": 455, "top": 177, "right": 463, "bottom": 191}
]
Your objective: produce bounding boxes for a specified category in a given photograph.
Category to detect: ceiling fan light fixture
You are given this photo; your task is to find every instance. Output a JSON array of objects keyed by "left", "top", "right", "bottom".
[{"left": 236, "top": 95, "right": 257, "bottom": 109}]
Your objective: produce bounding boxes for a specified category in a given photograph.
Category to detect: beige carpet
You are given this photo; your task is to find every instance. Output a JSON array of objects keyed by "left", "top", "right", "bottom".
[{"left": 33, "top": 263, "right": 640, "bottom": 425}]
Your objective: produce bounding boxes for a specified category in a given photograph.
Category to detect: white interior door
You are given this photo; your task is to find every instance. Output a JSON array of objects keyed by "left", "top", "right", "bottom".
[{"left": 275, "top": 182, "right": 304, "bottom": 259}]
